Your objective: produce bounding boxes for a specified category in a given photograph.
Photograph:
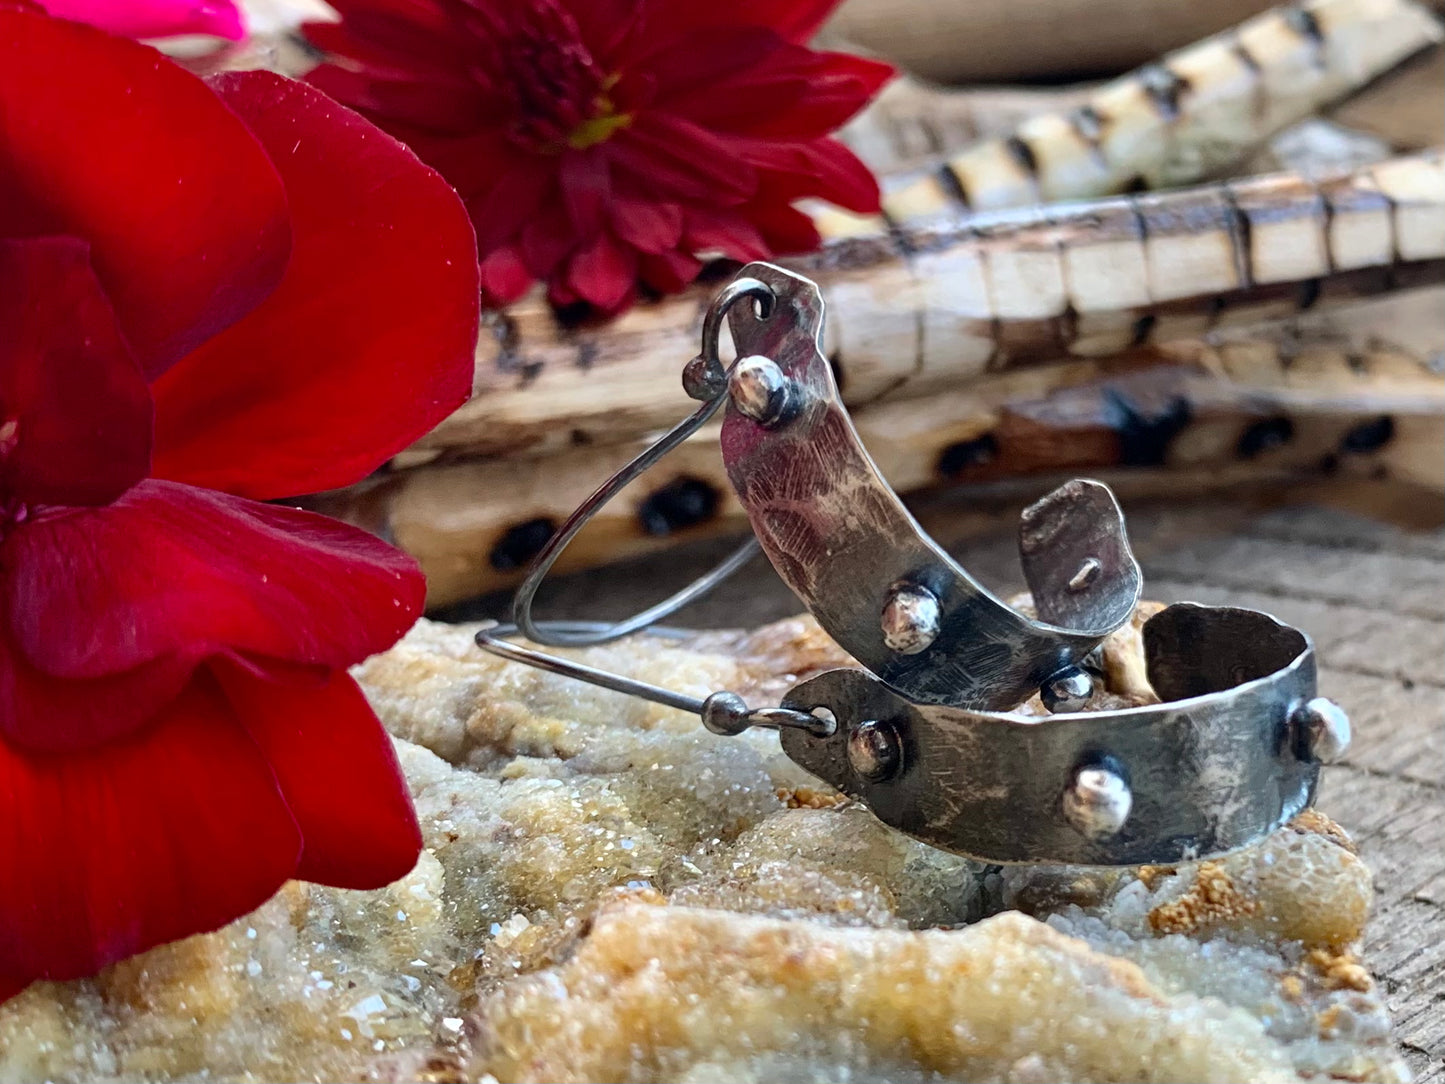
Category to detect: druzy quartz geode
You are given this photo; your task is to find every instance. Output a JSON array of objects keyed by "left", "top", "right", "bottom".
[{"left": 0, "top": 611, "right": 1404, "bottom": 1083}]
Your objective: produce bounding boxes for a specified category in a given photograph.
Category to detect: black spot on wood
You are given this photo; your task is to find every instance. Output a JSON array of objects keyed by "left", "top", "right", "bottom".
[
  {"left": 1340, "top": 415, "right": 1395, "bottom": 453},
  {"left": 1101, "top": 388, "right": 1192, "bottom": 466},
  {"left": 489, "top": 518, "right": 557, "bottom": 572},
  {"left": 936, "top": 161, "right": 973, "bottom": 208},
  {"left": 1284, "top": 6, "right": 1326, "bottom": 48},
  {"left": 638, "top": 477, "right": 720, "bottom": 537},
  {"left": 1231, "top": 36, "right": 1263, "bottom": 73},
  {"left": 1237, "top": 416, "right": 1295, "bottom": 458},
  {"left": 490, "top": 312, "right": 520, "bottom": 360},
  {"left": 1072, "top": 104, "right": 1105, "bottom": 146},
  {"left": 1123, "top": 175, "right": 1151, "bottom": 194},
  {"left": 1129, "top": 312, "right": 1157, "bottom": 347},
  {"left": 937, "top": 434, "right": 1000, "bottom": 477},
  {"left": 575, "top": 342, "right": 599, "bottom": 371},
  {"left": 1138, "top": 64, "right": 1189, "bottom": 121},
  {"left": 1004, "top": 136, "right": 1039, "bottom": 177},
  {"left": 1297, "top": 278, "right": 1322, "bottom": 311},
  {"left": 1222, "top": 190, "right": 1253, "bottom": 288}
]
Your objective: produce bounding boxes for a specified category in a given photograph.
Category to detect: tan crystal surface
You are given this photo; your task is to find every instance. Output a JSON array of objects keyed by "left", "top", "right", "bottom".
[{"left": 0, "top": 615, "right": 1403, "bottom": 1083}]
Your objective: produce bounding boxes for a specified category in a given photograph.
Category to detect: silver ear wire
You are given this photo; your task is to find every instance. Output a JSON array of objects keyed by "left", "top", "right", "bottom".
[
  {"left": 502, "top": 277, "right": 774, "bottom": 649},
  {"left": 475, "top": 622, "right": 834, "bottom": 738}
]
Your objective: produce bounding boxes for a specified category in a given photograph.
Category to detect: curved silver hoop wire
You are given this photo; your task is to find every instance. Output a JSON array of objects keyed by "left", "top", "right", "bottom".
[{"left": 504, "top": 277, "right": 776, "bottom": 648}]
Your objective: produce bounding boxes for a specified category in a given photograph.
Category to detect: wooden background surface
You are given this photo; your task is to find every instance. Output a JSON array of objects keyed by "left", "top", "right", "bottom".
[{"left": 452, "top": 492, "right": 1445, "bottom": 1080}]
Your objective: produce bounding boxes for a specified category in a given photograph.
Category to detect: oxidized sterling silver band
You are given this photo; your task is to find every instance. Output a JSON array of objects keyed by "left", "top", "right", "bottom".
[
  {"left": 718, "top": 262, "right": 1141, "bottom": 710},
  {"left": 474, "top": 262, "right": 1352, "bottom": 867},
  {"left": 780, "top": 603, "right": 1345, "bottom": 866}
]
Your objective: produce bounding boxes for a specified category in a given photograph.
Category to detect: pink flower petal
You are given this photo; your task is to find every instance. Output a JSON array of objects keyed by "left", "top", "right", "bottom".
[{"left": 42, "top": 0, "right": 245, "bottom": 39}]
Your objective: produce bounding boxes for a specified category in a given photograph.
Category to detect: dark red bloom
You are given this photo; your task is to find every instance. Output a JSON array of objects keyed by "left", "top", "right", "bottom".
[
  {"left": 0, "top": 9, "right": 480, "bottom": 996},
  {"left": 306, "top": 0, "right": 893, "bottom": 314}
]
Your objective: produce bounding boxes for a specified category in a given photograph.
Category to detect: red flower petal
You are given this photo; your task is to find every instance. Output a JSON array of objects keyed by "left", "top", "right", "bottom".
[
  {"left": 0, "top": 674, "right": 301, "bottom": 983},
  {"left": 307, "top": 0, "right": 481, "bottom": 104},
  {"left": 479, "top": 244, "right": 534, "bottom": 305},
  {"left": 638, "top": 248, "right": 702, "bottom": 294},
  {"left": 732, "top": 0, "right": 842, "bottom": 43},
  {"left": 610, "top": 197, "right": 683, "bottom": 255},
  {"left": 0, "top": 237, "right": 151, "bottom": 507},
  {"left": 149, "top": 71, "right": 479, "bottom": 501},
  {"left": 559, "top": 150, "right": 611, "bottom": 237},
  {"left": 743, "top": 137, "right": 882, "bottom": 213},
  {"left": 4, "top": 480, "right": 423, "bottom": 686},
  {"left": 0, "top": 631, "right": 194, "bottom": 753},
  {"left": 0, "top": 11, "right": 290, "bottom": 374},
  {"left": 624, "top": 0, "right": 841, "bottom": 50},
  {"left": 668, "top": 46, "right": 893, "bottom": 139},
  {"left": 565, "top": 233, "right": 635, "bottom": 312},
  {"left": 561, "top": 0, "right": 643, "bottom": 63},
  {"left": 683, "top": 211, "right": 770, "bottom": 262},
  {"left": 609, "top": 115, "right": 757, "bottom": 205},
  {"left": 633, "top": 26, "right": 783, "bottom": 101},
  {"left": 457, "top": 141, "right": 553, "bottom": 250},
  {"left": 743, "top": 198, "right": 824, "bottom": 254},
  {"left": 217, "top": 662, "right": 421, "bottom": 888},
  {"left": 520, "top": 210, "right": 578, "bottom": 280}
]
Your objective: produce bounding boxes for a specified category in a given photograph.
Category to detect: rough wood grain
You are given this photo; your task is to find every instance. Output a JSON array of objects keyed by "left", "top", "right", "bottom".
[
  {"left": 445, "top": 499, "right": 1445, "bottom": 1081},
  {"left": 859, "top": 0, "right": 1443, "bottom": 214}
]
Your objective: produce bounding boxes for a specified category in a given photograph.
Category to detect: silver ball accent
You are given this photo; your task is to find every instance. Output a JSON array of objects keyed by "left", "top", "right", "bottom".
[
  {"left": 728, "top": 355, "right": 797, "bottom": 426},
  {"left": 701, "top": 691, "right": 752, "bottom": 736},
  {"left": 1062, "top": 764, "right": 1132, "bottom": 838},
  {"left": 1041, "top": 666, "right": 1095, "bottom": 713},
  {"left": 1293, "top": 697, "right": 1351, "bottom": 763},
  {"left": 682, "top": 354, "right": 725, "bottom": 402},
  {"left": 846, "top": 719, "right": 902, "bottom": 782},
  {"left": 880, "top": 584, "right": 941, "bottom": 655}
]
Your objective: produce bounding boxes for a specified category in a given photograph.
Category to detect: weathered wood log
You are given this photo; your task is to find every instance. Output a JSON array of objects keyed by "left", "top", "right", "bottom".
[
  {"left": 850, "top": 0, "right": 1441, "bottom": 213},
  {"left": 307, "top": 290, "right": 1445, "bottom": 606},
  {"left": 409, "top": 154, "right": 1445, "bottom": 464},
  {"left": 843, "top": 38, "right": 1443, "bottom": 181}
]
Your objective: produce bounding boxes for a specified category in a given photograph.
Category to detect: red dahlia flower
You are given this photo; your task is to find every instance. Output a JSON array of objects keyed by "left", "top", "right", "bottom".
[
  {"left": 0, "top": 10, "right": 479, "bottom": 998},
  {"left": 305, "top": 0, "right": 893, "bottom": 314}
]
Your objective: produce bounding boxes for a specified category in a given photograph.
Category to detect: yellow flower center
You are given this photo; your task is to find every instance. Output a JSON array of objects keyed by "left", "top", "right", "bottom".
[
  {"left": 567, "top": 86, "right": 631, "bottom": 150},
  {"left": 568, "top": 109, "right": 632, "bottom": 150}
]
